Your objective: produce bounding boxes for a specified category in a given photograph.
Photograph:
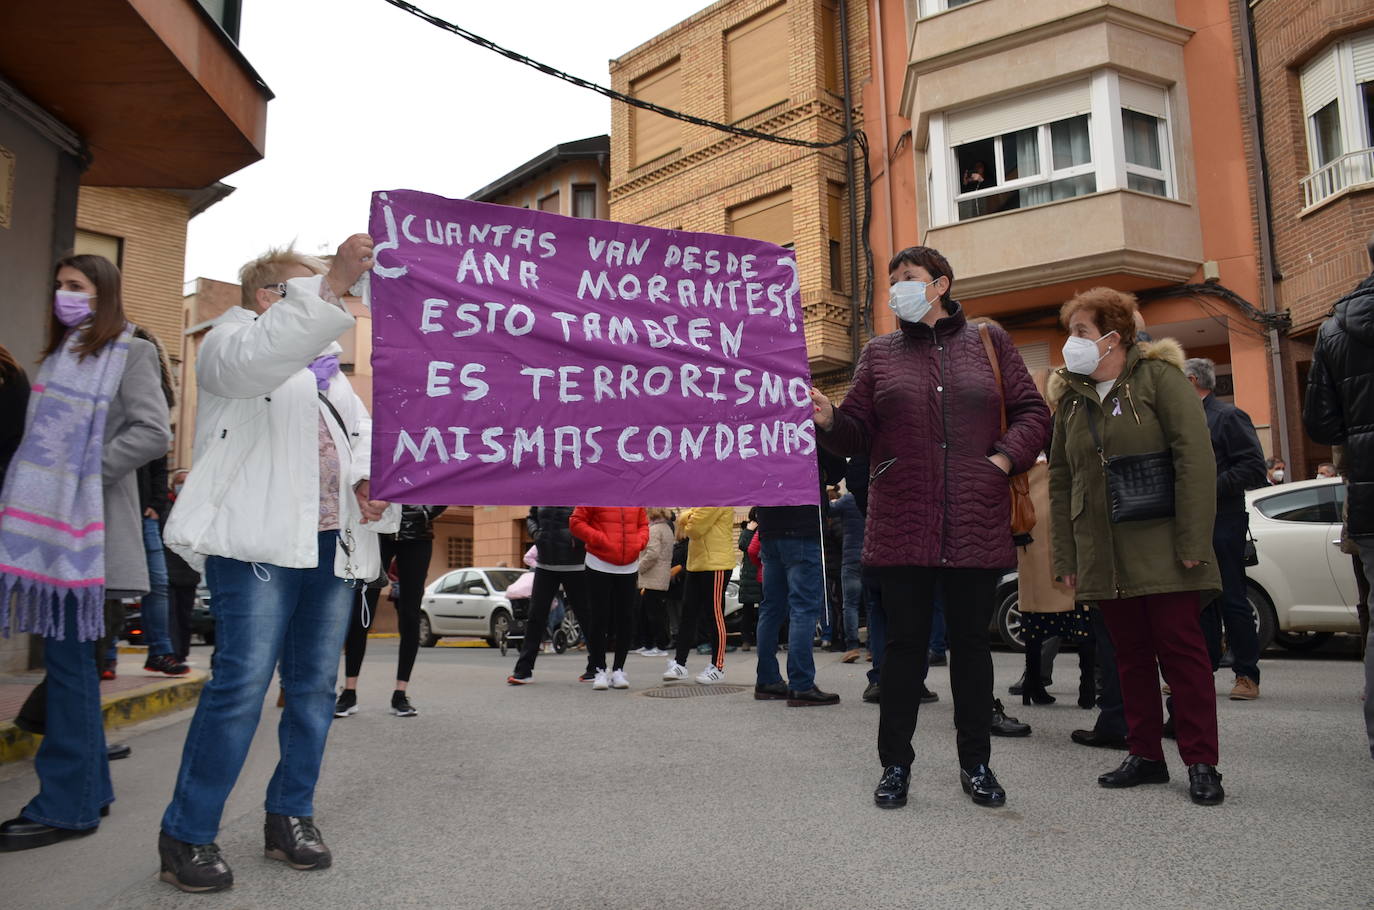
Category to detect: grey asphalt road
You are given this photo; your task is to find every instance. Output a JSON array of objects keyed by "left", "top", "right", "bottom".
[{"left": 1, "top": 640, "right": 1368, "bottom": 910}]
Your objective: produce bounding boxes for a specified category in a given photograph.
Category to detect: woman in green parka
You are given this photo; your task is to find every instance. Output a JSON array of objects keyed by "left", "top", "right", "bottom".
[{"left": 1047, "top": 287, "right": 1226, "bottom": 807}]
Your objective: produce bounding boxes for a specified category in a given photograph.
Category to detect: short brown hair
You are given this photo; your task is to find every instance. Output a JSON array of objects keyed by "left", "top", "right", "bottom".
[
  {"left": 888, "top": 246, "right": 954, "bottom": 305},
  {"left": 43, "top": 254, "right": 128, "bottom": 362},
  {"left": 237, "top": 247, "right": 326, "bottom": 309},
  {"left": 1059, "top": 287, "right": 1139, "bottom": 347}
]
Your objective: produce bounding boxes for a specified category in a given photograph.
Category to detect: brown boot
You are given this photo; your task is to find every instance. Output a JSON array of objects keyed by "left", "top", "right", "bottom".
[{"left": 1228, "top": 676, "right": 1259, "bottom": 700}]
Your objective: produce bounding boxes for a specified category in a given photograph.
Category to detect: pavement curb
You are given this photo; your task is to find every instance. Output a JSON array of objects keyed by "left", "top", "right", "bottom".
[{"left": 0, "top": 670, "right": 208, "bottom": 765}]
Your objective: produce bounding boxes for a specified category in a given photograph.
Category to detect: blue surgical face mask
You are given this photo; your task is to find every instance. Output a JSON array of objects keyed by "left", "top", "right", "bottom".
[{"left": 889, "top": 280, "right": 933, "bottom": 324}]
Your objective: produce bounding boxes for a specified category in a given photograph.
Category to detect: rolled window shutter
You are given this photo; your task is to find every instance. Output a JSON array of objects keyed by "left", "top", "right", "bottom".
[
  {"left": 727, "top": 4, "right": 789, "bottom": 121},
  {"left": 1352, "top": 33, "right": 1374, "bottom": 85},
  {"left": 1119, "top": 79, "right": 1168, "bottom": 119},
  {"left": 947, "top": 81, "right": 1091, "bottom": 145},
  {"left": 730, "top": 189, "right": 793, "bottom": 246},
  {"left": 1300, "top": 51, "right": 1339, "bottom": 117},
  {"left": 632, "top": 60, "right": 683, "bottom": 166}
]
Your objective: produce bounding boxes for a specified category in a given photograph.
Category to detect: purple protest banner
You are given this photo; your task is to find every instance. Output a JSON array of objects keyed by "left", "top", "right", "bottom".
[{"left": 366, "top": 189, "right": 819, "bottom": 507}]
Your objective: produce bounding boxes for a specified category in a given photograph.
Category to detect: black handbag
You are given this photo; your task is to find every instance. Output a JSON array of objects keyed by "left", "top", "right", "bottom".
[
  {"left": 1085, "top": 404, "right": 1176, "bottom": 523},
  {"left": 1243, "top": 530, "right": 1259, "bottom": 567}
]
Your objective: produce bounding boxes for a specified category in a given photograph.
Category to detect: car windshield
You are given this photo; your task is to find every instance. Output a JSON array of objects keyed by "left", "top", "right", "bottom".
[{"left": 484, "top": 570, "right": 526, "bottom": 592}]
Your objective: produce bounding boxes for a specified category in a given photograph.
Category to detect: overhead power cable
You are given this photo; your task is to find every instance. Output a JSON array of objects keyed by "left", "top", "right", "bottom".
[{"left": 380, "top": 0, "right": 856, "bottom": 150}]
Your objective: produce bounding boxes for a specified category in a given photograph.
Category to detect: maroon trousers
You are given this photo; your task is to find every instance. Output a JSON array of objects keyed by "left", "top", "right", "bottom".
[{"left": 1098, "top": 590, "right": 1219, "bottom": 765}]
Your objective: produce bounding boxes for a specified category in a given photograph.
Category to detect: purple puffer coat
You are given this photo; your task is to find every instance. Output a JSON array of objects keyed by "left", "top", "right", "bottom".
[{"left": 818, "top": 304, "right": 1050, "bottom": 569}]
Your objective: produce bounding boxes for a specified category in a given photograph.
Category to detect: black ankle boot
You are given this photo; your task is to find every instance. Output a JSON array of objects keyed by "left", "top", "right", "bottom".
[
  {"left": 263, "top": 814, "right": 331, "bottom": 870},
  {"left": 158, "top": 831, "right": 232, "bottom": 892}
]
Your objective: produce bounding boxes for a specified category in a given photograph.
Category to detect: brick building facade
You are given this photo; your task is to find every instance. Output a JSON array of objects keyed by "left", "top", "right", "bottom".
[{"left": 608, "top": 0, "right": 870, "bottom": 396}]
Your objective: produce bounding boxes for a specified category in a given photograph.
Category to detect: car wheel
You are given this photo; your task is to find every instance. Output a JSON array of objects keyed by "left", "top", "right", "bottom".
[
  {"left": 1273, "top": 630, "right": 1333, "bottom": 651},
  {"left": 487, "top": 608, "right": 511, "bottom": 649},
  {"left": 418, "top": 613, "right": 439, "bottom": 648},
  {"left": 1244, "top": 582, "right": 1277, "bottom": 653},
  {"left": 994, "top": 587, "right": 1025, "bottom": 652}
]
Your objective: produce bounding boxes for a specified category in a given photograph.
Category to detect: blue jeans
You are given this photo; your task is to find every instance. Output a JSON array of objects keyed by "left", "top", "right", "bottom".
[
  {"left": 162, "top": 532, "right": 353, "bottom": 844},
  {"left": 756, "top": 536, "right": 823, "bottom": 693},
  {"left": 24, "top": 596, "right": 113, "bottom": 830},
  {"left": 841, "top": 562, "right": 863, "bottom": 649},
  {"left": 141, "top": 516, "right": 173, "bottom": 656}
]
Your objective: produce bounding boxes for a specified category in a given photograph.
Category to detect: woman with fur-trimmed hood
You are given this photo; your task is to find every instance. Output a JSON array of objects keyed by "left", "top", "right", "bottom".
[{"left": 1047, "top": 287, "right": 1226, "bottom": 808}]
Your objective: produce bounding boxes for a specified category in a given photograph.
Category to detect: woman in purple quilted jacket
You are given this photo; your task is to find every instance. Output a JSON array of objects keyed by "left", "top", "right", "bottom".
[{"left": 812, "top": 246, "right": 1050, "bottom": 811}]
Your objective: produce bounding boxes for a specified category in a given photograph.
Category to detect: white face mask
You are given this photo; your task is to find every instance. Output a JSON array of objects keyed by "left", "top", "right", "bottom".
[
  {"left": 889, "top": 280, "right": 934, "bottom": 324},
  {"left": 1062, "top": 331, "right": 1117, "bottom": 375},
  {"left": 1271, "top": 470, "right": 1284, "bottom": 482}
]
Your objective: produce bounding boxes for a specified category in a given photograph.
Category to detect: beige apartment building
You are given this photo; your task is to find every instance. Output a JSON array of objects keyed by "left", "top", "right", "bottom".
[{"left": 609, "top": 0, "right": 869, "bottom": 395}]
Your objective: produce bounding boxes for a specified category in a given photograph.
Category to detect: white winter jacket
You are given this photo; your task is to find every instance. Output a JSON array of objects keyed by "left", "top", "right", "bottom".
[{"left": 164, "top": 275, "right": 398, "bottom": 580}]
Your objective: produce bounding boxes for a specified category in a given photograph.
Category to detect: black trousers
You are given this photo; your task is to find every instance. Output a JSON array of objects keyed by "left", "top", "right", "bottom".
[
  {"left": 675, "top": 569, "right": 728, "bottom": 669},
  {"left": 584, "top": 568, "right": 638, "bottom": 672},
  {"left": 1091, "top": 606, "right": 1128, "bottom": 738},
  {"left": 344, "top": 536, "right": 432, "bottom": 683},
  {"left": 167, "top": 583, "right": 196, "bottom": 660},
  {"left": 639, "top": 588, "right": 669, "bottom": 650},
  {"left": 513, "top": 568, "right": 587, "bottom": 677},
  {"left": 876, "top": 566, "right": 999, "bottom": 769}
]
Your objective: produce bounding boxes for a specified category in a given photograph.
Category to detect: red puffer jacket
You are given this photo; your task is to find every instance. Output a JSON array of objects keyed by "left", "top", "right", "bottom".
[
  {"left": 818, "top": 304, "right": 1050, "bottom": 569},
  {"left": 570, "top": 507, "right": 650, "bottom": 567}
]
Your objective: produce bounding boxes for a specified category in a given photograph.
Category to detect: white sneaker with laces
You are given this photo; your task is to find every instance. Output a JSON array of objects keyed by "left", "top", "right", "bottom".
[
  {"left": 643, "top": 648, "right": 667, "bottom": 657},
  {"left": 696, "top": 665, "right": 725, "bottom": 684},
  {"left": 663, "top": 660, "right": 688, "bottom": 681},
  {"left": 610, "top": 669, "right": 630, "bottom": 689},
  {"left": 592, "top": 668, "right": 610, "bottom": 690}
]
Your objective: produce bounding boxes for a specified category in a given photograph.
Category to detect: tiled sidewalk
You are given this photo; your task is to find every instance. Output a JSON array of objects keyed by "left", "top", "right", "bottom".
[{"left": 0, "top": 648, "right": 208, "bottom": 764}]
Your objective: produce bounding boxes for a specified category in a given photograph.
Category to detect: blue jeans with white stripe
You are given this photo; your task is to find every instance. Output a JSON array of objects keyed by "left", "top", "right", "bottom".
[{"left": 161, "top": 532, "right": 354, "bottom": 844}]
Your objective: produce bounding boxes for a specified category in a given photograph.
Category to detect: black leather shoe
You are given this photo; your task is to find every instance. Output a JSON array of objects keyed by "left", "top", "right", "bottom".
[
  {"left": 1187, "top": 764, "right": 1225, "bottom": 805},
  {"left": 1071, "top": 729, "right": 1127, "bottom": 750},
  {"left": 862, "top": 682, "right": 880, "bottom": 703},
  {"left": 0, "top": 816, "right": 97, "bottom": 852},
  {"left": 873, "top": 765, "right": 910, "bottom": 809},
  {"left": 264, "top": 813, "right": 331, "bottom": 870},
  {"left": 960, "top": 764, "right": 1007, "bottom": 807},
  {"left": 107, "top": 742, "right": 132, "bottom": 761},
  {"left": 927, "top": 651, "right": 947, "bottom": 667},
  {"left": 159, "top": 830, "right": 233, "bottom": 892},
  {"left": 1098, "top": 755, "right": 1170, "bottom": 788},
  {"left": 990, "top": 699, "right": 1031, "bottom": 737},
  {"left": 754, "top": 681, "right": 789, "bottom": 701},
  {"left": 787, "top": 687, "right": 840, "bottom": 707},
  {"left": 920, "top": 685, "right": 939, "bottom": 704}
]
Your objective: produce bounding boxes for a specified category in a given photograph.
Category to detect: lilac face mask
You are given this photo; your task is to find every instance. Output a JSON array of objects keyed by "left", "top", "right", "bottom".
[
  {"left": 309, "top": 354, "right": 340, "bottom": 391},
  {"left": 54, "top": 290, "right": 94, "bottom": 327}
]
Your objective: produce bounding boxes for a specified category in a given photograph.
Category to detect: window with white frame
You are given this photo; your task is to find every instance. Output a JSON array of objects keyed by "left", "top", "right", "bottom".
[
  {"left": 918, "top": 0, "right": 980, "bottom": 15},
  {"left": 1299, "top": 30, "right": 1374, "bottom": 207},
  {"left": 926, "top": 72, "right": 1175, "bottom": 226}
]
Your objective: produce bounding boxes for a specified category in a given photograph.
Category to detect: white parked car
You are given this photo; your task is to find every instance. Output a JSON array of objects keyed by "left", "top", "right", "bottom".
[
  {"left": 419, "top": 567, "right": 529, "bottom": 648},
  {"left": 1246, "top": 477, "right": 1361, "bottom": 650}
]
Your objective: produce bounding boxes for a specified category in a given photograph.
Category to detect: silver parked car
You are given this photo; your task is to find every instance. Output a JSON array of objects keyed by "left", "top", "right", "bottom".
[{"left": 419, "top": 567, "right": 529, "bottom": 648}]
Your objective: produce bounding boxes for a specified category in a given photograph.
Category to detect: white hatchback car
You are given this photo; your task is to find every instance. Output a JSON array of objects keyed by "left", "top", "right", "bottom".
[
  {"left": 1246, "top": 477, "right": 1361, "bottom": 650},
  {"left": 419, "top": 567, "right": 529, "bottom": 648}
]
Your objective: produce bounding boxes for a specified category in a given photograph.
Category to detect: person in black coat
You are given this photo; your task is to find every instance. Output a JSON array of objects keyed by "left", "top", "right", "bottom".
[
  {"left": 162, "top": 469, "right": 201, "bottom": 662},
  {"left": 338, "top": 505, "right": 447, "bottom": 717},
  {"left": 1184, "top": 358, "right": 1268, "bottom": 699},
  {"left": 0, "top": 344, "right": 30, "bottom": 479},
  {"left": 508, "top": 507, "right": 588, "bottom": 684},
  {"left": 1303, "top": 237, "right": 1374, "bottom": 759}
]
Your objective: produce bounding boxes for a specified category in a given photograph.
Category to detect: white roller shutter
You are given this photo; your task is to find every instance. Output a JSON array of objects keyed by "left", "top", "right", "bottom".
[
  {"left": 947, "top": 81, "right": 1091, "bottom": 145},
  {"left": 1352, "top": 31, "right": 1374, "bottom": 84},
  {"left": 1119, "top": 78, "right": 1168, "bottom": 119},
  {"left": 1300, "top": 50, "right": 1339, "bottom": 117}
]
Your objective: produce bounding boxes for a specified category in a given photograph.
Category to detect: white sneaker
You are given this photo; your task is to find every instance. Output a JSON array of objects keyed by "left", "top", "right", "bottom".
[
  {"left": 663, "top": 660, "right": 688, "bottom": 681},
  {"left": 643, "top": 648, "right": 667, "bottom": 657},
  {"left": 631, "top": 647, "right": 650, "bottom": 656},
  {"left": 610, "top": 669, "right": 630, "bottom": 689},
  {"left": 592, "top": 668, "right": 610, "bottom": 690},
  {"left": 696, "top": 665, "right": 725, "bottom": 684}
]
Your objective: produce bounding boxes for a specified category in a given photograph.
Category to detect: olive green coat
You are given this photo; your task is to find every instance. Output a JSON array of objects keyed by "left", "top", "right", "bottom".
[{"left": 1048, "top": 338, "right": 1220, "bottom": 602}]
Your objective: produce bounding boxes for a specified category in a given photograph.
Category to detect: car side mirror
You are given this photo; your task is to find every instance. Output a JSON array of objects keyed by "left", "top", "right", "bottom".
[{"left": 466, "top": 583, "right": 489, "bottom": 596}]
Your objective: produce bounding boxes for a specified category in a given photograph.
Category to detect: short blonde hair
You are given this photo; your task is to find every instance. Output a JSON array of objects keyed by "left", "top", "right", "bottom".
[
  {"left": 238, "top": 247, "right": 327, "bottom": 309},
  {"left": 647, "top": 507, "right": 673, "bottom": 522}
]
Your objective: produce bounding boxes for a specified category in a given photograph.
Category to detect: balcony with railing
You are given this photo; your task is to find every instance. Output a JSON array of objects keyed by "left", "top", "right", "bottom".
[{"left": 1301, "top": 148, "right": 1374, "bottom": 211}]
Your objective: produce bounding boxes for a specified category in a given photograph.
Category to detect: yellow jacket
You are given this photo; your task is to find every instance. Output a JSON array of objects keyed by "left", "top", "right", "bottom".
[{"left": 679, "top": 507, "right": 737, "bottom": 572}]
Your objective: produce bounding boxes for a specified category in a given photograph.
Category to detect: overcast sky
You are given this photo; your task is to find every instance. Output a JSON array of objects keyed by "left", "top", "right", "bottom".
[{"left": 184, "top": 0, "right": 710, "bottom": 284}]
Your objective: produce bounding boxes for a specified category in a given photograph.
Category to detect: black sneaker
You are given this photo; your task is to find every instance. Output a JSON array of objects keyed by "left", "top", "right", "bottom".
[
  {"left": 578, "top": 670, "right": 597, "bottom": 682},
  {"left": 920, "top": 685, "right": 939, "bottom": 704},
  {"left": 158, "top": 831, "right": 233, "bottom": 892},
  {"left": 333, "top": 689, "right": 357, "bottom": 718},
  {"left": 144, "top": 654, "right": 191, "bottom": 676},
  {"left": 862, "top": 681, "right": 880, "bottom": 703},
  {"left": 263, "top": 813, "right": 331, "bottom": 870},
  {"left": 390, "top": 691, "right": 417, "bottom": 717}
]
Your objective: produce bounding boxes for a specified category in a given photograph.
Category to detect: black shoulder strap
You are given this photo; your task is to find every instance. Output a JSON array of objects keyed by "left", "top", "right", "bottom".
[
  {"left": 1084, "top": 401, "right": 1107, "bottom": 465},
  {"left": 318, "top": 391, "right": 350, "bottom": 438}
]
